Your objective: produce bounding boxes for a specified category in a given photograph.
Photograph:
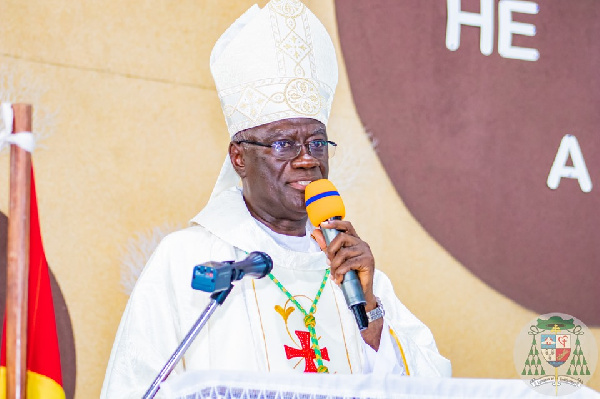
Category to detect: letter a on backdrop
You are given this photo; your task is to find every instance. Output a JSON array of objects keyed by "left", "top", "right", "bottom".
[{"left": 547, "top": 134, "right": 592, "bottom": 193}]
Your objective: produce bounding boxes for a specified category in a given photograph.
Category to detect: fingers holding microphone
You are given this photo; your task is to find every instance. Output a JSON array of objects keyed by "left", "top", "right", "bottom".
[
  {"left": 305, "top": 183, "right": 376, "bottom": 309},
  {"left": 305, "top": 179, "right": 382, "bottom": 343},
  {"left": 320, "top": 219, "right": 377, "bottom": 310}
]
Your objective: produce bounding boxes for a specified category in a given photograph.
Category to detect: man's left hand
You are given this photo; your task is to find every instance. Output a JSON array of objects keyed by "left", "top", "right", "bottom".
[{"left": 311, "top": 219, "right": 383, "bottom": 350}]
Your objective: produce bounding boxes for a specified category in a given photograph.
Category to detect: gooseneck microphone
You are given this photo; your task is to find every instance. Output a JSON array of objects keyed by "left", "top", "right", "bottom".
[
  {"left": 145, "top": 252, "right": 273, "bottom": 398},
  {"left": 305, "top": 179, "right": 369, "bottom": 331},
  {"left": 191, "top": 251, "right": 273, "bottom": 293}
]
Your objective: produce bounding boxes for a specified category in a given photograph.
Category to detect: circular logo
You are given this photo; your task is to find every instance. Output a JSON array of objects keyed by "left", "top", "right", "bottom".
[
  {"left": 284, "top": 78, "right": 322, "bottom": 116},
  {"left": 514, "top": 313, "right": 598, "bottom": 396}
]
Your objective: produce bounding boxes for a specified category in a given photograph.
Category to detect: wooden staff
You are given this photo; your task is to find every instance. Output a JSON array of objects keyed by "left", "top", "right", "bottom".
[{"left": 6, "top": 104, "right": 32, "bottom": 399}]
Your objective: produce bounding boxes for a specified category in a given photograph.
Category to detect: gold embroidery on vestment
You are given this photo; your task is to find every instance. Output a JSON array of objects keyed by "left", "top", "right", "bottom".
[
  {"left": 274, "top": 298, "right": 305, "bottom": 346},
  {"left": 330, "top": 279, "right": 353, "bottom": 373},
  {"left": 390, "top": 327, "right": 410, "bottom": 376},
  {"left": 252, "top": 279, "right": 271, "bottom": 371}
]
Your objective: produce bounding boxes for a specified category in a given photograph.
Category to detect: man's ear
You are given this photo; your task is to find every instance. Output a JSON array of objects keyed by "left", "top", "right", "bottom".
[{"left": 229, "top": 141, "right": 247, "bottom": 178}]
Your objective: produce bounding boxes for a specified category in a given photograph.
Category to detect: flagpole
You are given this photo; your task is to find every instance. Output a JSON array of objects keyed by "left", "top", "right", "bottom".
[{"left": 6, "top": 103, "right": 32, "bottom": 399}]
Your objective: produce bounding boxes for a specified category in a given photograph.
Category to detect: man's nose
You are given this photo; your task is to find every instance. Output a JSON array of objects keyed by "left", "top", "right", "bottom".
[{"left": 292, "top": 144, "right": 320, "bottom": 166}]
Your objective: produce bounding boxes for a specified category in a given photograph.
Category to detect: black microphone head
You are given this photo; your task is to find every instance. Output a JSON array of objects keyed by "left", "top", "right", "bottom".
[
  {"left": 191, "top": 252, "right": 274, "bottom": 293},
  {"left": 243, "top": 251, "right": 273, "bottom": 278}
]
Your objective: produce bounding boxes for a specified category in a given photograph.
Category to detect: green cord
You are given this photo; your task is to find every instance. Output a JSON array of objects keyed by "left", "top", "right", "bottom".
[{"left": 268, "top": 269, "right": 330, "bottom": 373}]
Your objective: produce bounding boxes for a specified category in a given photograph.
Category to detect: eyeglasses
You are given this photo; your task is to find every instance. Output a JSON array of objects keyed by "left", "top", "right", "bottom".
[{"left": 233, "top": 139, "right": 337, "bottom": 160}]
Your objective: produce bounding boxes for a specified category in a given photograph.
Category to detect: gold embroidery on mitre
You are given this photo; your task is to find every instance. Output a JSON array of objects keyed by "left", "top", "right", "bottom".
[
  {"left": 269, "top": 0, "right": 305, "bottom": 18},
  {"left": 284, "top": 78, "right": 322, "bottom": 116},
  {"left": 269, "top": 1, "right": 315, "bottom": 79},
  {"left": 235, "top": 87, "right": 270, "bottom": 121},
  {"left": 211, "top": 0, "right": 337, "bottom": 136},
  {"left": 220, "top": 77, "right": 330, "bottom": 133},
  {"left": 280, "top": 31, "right": 311, "bottom": 76}
]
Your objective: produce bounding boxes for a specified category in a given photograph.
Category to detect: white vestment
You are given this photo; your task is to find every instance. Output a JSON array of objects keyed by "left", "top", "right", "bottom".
[{"left": 101, "top": 188, "right": 451, "bottom": 398}]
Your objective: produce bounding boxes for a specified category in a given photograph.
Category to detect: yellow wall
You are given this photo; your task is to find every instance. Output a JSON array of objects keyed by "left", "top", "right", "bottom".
[{"left": 0, "top": 1, "right": 597, "bottom": 397}]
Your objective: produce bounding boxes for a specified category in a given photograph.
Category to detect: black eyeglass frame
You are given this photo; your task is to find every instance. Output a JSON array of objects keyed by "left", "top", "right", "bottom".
[{"left": 233, "top": 139, "right": 337, "bottom": 160}]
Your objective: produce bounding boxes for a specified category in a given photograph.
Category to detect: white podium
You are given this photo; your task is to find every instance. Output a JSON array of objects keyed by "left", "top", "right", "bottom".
[{"left": 160, "top": 370, "right": 599, "bottom": 399}]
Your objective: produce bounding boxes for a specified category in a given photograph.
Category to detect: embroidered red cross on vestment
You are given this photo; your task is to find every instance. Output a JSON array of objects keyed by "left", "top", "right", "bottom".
[{"left": 284, "top": 330, "right": 329, "bottom": 372}]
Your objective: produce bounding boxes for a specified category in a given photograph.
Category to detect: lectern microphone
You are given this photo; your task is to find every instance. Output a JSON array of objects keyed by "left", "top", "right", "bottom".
[{"left": 191, "top": 251, "right": 273, "bottom": 293}]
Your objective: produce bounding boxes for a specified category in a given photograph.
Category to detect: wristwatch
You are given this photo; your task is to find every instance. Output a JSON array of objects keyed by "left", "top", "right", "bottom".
[{"left": 366, "top": 296, "right": 385, "bottom": 323}]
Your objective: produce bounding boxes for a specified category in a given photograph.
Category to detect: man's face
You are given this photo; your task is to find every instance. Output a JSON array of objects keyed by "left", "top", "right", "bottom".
[{"left": 231, "top": 118, "right": 329, "bottom": 227}]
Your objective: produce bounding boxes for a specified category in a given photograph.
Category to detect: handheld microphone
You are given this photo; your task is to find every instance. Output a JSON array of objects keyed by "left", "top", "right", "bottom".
[
  {"left": 305, "top": 179, "right": 369, "bottom": 331},
  {"left": 191, "top": 251, "right": 273, "bottom": 293}
]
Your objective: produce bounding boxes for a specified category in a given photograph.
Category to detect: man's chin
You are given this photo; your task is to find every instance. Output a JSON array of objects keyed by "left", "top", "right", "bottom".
[{"left": 284, "top": 204, "right": 309, "bottom": 221}]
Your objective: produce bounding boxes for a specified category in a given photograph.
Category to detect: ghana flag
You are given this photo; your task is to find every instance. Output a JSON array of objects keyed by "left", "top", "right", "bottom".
[{"left": 1, "top": 167, "right": 65, "bottom": 398}]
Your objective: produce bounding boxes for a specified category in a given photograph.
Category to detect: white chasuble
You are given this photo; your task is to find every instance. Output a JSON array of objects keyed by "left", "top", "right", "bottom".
[
  {"left": 101, "top": 188, "right": 450, "bottom": 399},
  {"left": 248, "top": 268, "right": 365, "bottom": 374}
]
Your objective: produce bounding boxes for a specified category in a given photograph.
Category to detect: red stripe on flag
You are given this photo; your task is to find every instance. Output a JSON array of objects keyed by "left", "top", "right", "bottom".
[
  {"left": 1, "top": 165, "right": 64, "bottom": 391},
  {"left": 26, "top": 166, "right": 63, "bottom": 386}
]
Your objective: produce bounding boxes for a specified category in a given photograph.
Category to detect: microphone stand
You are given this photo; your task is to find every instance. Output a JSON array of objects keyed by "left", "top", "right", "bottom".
[{"left": 142, "top": 284, "right": 234, "bottom": 399}]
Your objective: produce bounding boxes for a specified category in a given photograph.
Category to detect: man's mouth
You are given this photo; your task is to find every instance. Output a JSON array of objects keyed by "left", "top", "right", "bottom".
[{"left": 288, "top": 180, "right": 315, "bottom": 190}]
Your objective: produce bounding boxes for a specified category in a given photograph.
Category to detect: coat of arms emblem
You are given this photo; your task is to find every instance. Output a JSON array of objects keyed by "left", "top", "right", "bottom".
[
  {"left": 541, "top": 331, "right": 571, "bottom": 368},
  {"left": 515, "top": 313, "right": 597, "bottom": 396}
]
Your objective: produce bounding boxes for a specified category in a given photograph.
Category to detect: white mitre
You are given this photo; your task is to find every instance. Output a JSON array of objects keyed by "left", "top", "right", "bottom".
[{"left": 209, "top": 0, "right": 339, "bottom": 199}]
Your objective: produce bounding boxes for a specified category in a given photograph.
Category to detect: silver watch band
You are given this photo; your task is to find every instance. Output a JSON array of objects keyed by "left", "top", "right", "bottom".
[{"left": 366, "top": 296, "right": 385, "bottom": 323}]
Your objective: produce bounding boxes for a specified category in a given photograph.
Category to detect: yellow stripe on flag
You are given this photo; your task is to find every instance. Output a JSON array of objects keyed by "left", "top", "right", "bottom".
[{"left": 0, "top": 367, "right": 65, "bottom": 399}]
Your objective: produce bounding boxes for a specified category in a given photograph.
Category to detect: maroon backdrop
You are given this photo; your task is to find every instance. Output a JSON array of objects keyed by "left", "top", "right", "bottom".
[{"left": 335, "top": 0, "right": 599, "bottom": 325}]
